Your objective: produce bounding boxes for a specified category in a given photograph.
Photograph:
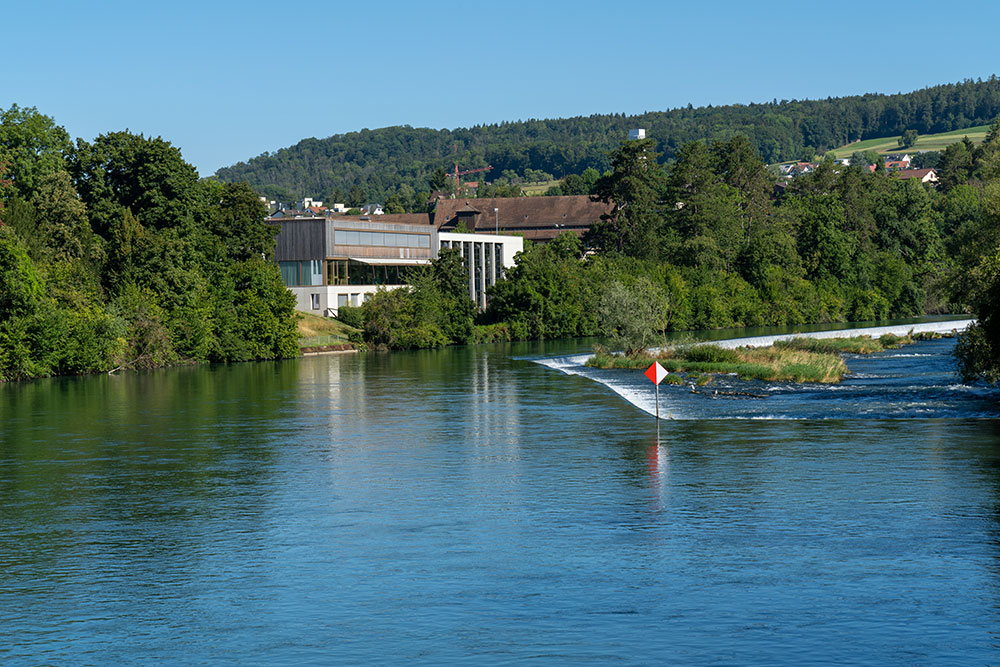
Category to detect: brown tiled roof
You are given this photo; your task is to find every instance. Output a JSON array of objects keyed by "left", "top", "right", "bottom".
[
  {"left": 433, "top": 195, "right": 611, "bottom": 242},
  {"left": 896, "top": 168, "right": 936, "bottom": 180}
]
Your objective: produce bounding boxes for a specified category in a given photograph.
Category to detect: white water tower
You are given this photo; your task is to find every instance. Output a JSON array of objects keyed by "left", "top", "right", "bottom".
[{"left": 628, "top": 128, "right": 646, "bottom": 141}]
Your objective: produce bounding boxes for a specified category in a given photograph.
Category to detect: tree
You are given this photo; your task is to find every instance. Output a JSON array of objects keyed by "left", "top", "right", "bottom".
[
  {"left": 69, "top": 131, "right": 204, "bottom": 236},
  {"left": 954, "top": 249, "right": 1000, "bottom": 383},
  {"left": 591, "top": 138, "right": 667, "bottom": 258},
  {"left": 207, "top": 181, "right": 276, "bottom": 262},
  {"left": 30, "top": 169, "right": 93, "bottom": 262},
  {"left": 0, "top": 104, "right": 72, "bottom": 199},
  {"left": 899, "top": 129, "right": 918, "bottom": 148},
  {"left": 597, "top": 278, "right": 668, "bottom": 356},
  {"left": 427, "top": 167, "right": 449, "bottom": 192}
]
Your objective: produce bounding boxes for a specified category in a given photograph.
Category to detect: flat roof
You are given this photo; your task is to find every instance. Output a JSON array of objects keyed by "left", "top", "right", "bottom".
[{"left": 346, "top": 258, "right": 432, "bottom": 266}]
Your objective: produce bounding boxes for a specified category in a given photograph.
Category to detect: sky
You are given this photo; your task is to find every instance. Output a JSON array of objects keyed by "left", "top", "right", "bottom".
[{"left": 5, "top": 0, "right": 999, "bottom": 177}]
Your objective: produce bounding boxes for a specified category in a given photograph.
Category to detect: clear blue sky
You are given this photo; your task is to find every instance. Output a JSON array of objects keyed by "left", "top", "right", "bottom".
[{"left": 4, "top": 0, "right": 997, "bottom": 177}]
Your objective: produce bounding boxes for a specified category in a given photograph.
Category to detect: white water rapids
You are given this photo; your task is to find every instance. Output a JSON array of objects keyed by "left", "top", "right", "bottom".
[{"left": 534, "top": 319, "right": 977, "bottom": 420}]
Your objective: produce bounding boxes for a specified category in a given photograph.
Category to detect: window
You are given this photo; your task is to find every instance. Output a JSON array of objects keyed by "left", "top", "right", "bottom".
[
  {"left": 419, "top": 235, "right": 430, "bottom": 248},
  {"left": 335, "top": 230, "right": 359, "bottom": 245},
  {"left": 311, "top": 294, "right": 320, "bottom": 310},
  {"left": 279, "top": 261, "right": 299, "bottom": 286}
]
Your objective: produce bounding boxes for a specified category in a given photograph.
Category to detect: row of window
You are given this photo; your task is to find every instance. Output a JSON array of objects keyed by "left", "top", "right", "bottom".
[
  {"left": 334, "top": 230, "right": 431, "bottom": 248},
  {"left": 279, "top": 260, "right": 419, "bottom": 287}
]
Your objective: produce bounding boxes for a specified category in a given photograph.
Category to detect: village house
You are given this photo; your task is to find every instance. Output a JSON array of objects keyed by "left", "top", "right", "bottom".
[{"left": 895, "top": 168, "right": 939, "bottom": 184}]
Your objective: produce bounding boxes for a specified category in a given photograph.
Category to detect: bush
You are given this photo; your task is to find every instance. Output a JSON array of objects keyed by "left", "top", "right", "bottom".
[
  {"left": 337, "top": 304, "right": 365, "bottom": 329},
  {"left": 680, "top": 344, "right": 739, "bottom": 364}
]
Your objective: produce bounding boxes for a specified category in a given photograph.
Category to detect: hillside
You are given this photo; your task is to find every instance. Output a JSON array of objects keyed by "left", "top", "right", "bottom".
[
  {"left": 831, "top": 124, "right": 991, "bottom": 157},
  {"left": 215, "top": 76, "right": 1000, "bottom": 204}
]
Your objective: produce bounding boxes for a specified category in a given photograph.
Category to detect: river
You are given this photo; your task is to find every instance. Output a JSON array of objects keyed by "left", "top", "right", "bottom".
[{"left": 2, "top": 319, "right": 1000, "bottom": 665}]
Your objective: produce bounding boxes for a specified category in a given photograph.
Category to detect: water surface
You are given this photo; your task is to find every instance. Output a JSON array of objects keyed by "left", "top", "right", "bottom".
[{"left": 2, "top": 323, "right": 1000, "bottom": 665}]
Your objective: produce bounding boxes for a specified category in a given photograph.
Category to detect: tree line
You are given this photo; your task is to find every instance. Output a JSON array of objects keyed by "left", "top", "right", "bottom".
[
  {"left": 343, "top": 128, "right": 1000, "bottom": 384},
  {"left": 0, "top": 104, "right": 299, "bottom": 382},
  {"left": 216, "top": 77, "right": 1000, "bottom": 206}
]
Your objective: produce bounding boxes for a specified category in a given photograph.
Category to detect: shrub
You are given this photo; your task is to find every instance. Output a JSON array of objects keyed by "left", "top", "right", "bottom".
[
  {"left": 680, "top": 344, "right": 739, "bottom": 364},
  {"left": 337, "top": 305, "right": 365, "bottom": 329}
]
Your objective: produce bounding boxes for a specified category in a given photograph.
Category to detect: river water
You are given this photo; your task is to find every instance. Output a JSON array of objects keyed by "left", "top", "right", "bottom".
[{"left": 3, "top": 319, "right": 1000, "bottom": 665}]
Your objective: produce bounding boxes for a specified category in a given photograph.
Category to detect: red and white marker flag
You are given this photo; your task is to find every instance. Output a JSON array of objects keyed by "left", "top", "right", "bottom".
[{"left": 644, "top": 361, "right": 668, "bottom": 385}]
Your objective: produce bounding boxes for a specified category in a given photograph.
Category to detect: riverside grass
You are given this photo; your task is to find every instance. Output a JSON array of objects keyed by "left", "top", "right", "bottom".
[{"left": 585, "top": 332, "right": 929, "bottom": 383}]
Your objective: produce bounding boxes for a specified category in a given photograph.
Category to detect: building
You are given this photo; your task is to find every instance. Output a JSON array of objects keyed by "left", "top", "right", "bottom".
[
  {"left": 433, "top": 195, "right": 611, "bottom": 243},
  {"left": 629, "top": 128, "right": 647, "bottom": 140},
  {"left": 271, "top": 214, "right": 522, "bottom": 315},
  {"left": 895, "top": 168, "right": 939, "bottom": 184}
]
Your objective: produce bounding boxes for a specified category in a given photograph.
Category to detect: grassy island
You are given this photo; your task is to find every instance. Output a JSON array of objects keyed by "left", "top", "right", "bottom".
[{"left": 586, "top": 331, "right": 948, "bottom": 384}]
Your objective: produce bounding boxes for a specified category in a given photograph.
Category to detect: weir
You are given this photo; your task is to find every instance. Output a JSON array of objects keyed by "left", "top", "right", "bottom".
[{"left": 534, "top": 319, "right": 986, "bottom": 421}]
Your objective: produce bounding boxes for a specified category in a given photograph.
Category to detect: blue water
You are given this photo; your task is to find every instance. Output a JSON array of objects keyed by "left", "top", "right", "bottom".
[{"left": 2, "top": 326, "right": 1000, "bottom": 665}]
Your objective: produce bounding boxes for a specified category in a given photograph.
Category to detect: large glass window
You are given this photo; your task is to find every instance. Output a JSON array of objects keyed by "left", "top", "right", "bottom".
[{"left": 279, "top": 261, "right": 299, "bottom": 286}]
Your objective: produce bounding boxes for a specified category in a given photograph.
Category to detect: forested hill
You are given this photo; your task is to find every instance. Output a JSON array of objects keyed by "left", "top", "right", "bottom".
[{"left": 216, "top": 77, "right": 1000, "bottom": 203}]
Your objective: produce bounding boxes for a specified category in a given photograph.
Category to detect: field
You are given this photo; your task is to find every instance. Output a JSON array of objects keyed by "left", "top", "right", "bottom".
[
  {"left": 830, "top": 124, "right": 990, "bottom": 157},
  {"left": 518, "top": 179, "right": 560, "bottom": 196}
]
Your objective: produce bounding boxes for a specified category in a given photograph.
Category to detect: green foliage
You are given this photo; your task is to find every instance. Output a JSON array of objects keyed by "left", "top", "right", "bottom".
[
  {"left": 214, "top": 77, "right": 1000, "bottom": 203},
  {"left": 0, "top": 104, "right": 72, "bottom": 198},
  {"left": 591, "top": 138, "right": 668, "bottom": 258},
  {"left": 336, "top": 304, "right": 365, "bottom": 329},
  {"left": 351, "top": 248, "right": 476, "bottom": 350},
  {"left": 953, "top": 248, "right": 1000, "bottom": 382},
  {"left": 899, "top": 129, "right": 919, "bottom": 148},
  {"left": 597, "top": 278, "right": 668, "bottom": 356},
  {"left": 680, "top": 345, "right": 739, "bottom": 364},
  {"left": 0, "top": 115, "right": 300, "bottom": 383}
]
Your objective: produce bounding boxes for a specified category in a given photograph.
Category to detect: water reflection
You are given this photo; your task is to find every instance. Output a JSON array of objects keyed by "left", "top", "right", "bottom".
[{"left": 2, "top": 342, "right": 1000, "bottom": 664}]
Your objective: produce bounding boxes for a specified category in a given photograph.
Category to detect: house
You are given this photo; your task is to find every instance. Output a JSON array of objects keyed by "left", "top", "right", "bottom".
[
  {"left": 883, "top": 154, "right": 912, "bottom": 171},
  {"left": 895, "top": 168, "right": 939, "bottom": 184},
  {"left": 432, "top": 195, "right": 612, "bottom": 243},
  {"left": 270, "top": 213, "right": 522, "bottom": 315},
  {"left": 360, "top": 203, "right": 384, "bottom": 216}
]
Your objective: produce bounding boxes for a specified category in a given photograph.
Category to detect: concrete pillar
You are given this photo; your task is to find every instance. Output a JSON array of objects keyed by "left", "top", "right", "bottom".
[{"left": 478, "top": 242, "right": 487, "bottom": 309}]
